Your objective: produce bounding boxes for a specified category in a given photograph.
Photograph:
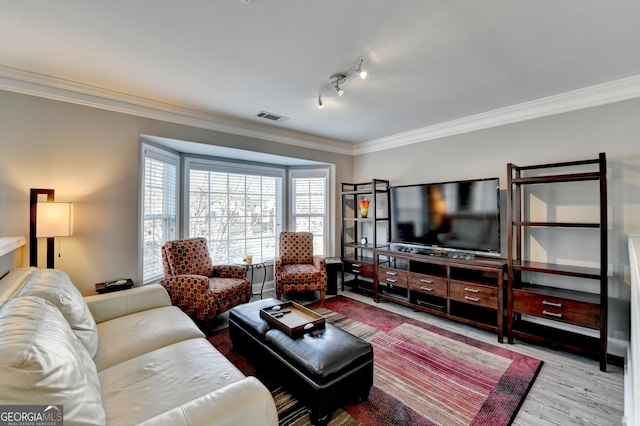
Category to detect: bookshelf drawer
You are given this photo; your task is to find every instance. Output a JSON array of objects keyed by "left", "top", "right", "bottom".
[
  {"left": 513, "top": 290, "right": 600, "bottom": 329},
  {"left": 344, "top": 260, "right": 373, "bottom": 278},
  {"left": 449, "top": 280, "right": 497, "bottom": 308}
]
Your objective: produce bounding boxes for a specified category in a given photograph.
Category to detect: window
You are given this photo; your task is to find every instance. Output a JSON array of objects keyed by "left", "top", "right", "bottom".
[
  {"left": 140, "top": 144, "right": 179, "bottom": 283},
  {"left": 290, "top": 170, "right": 329, "bottom": 255},
  {"left": 187, "top": 159, "right": 284, "bottom": 264}
]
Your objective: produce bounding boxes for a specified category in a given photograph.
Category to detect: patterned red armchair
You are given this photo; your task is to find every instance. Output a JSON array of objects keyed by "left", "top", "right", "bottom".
[
  {"left": 160, "top": 238, "right": 251, "bottom": 325},
  {"left": 275, "top": 232, "right": 327, "bottom": 304}
]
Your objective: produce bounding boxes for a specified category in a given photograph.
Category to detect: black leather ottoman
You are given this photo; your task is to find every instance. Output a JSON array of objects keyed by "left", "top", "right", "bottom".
[{"left": 229, "top": 298, "right": 373, "bottom": 425}]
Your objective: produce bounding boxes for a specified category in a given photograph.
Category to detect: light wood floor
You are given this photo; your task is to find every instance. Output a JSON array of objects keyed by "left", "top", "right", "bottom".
[{"left": 261, "top": 288, "right": 624, "bottom": 426}]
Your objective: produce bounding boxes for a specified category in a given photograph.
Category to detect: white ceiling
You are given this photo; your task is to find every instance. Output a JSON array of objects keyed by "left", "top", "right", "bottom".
[{"left": 2, "top": 1, "right": 640, "bottom": 149}]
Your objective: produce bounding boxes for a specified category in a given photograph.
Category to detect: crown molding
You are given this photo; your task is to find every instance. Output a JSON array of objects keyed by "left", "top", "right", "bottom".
[
  {"left": 2, "top": 65, "right": 639, "bottom": 158},
  {"left": 355, "top": 74, "right": 640, "bottom": 155},
  {"left": 0, "top": 65, "right": 353, "bottom": 156}
]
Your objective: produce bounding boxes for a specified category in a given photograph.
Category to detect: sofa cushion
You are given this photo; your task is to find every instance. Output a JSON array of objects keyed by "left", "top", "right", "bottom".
[
  {"left": 0, "top": 296, "right": 106, "bottom": 426},
  {"left": 99, "top": 338, "right": 245, "bottom": 425},
  {"left": 93, "top": 305, "right": 205, "bottom": 371},
  {"left": 16, "top": 269, "right": 99, "bottom": 357}
]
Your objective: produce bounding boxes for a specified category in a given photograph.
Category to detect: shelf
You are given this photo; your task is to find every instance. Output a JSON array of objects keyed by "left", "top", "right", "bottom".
[
  {"left": 511, "top": 171, "right": 601, "bottom": 184},
  {"left": 342, "top": 254, "right": 375, "bottom": 263},
  {"left": 0, "top": 236, "right": 26, "bottom": 258},
  {"left": 511, "top": 260, "right": 602, "bottom": 279},
  {"left": 513, "top": 221, "right": 600, "bottom": 228},
  {"left": 511, "top": 320, "right": 602, "bottom": 360},
  {"left": 343, "top": 242, "right": 387, "bottom": 250},
  {"left": 513, "top": 284, "right": 601, "bottom": 304}
]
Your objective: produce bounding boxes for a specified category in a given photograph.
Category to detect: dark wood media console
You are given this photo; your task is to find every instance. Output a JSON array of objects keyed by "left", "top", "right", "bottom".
[{"left": 373, "top": 248, "right": 507, "bottom": 342}]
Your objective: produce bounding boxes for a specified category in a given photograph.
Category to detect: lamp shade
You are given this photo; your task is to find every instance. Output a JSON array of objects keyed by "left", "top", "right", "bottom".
[{"left": 36, "top": 202, "right": 73, "bottom": 237}]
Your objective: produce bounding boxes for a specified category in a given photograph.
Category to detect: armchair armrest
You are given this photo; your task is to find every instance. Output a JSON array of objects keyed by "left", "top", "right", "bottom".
[
  {"left": 312, "top": 256, "right": 327, "bottom": 269},
  {"left": 136, "top": 377, "right": 278, "bottom": 426},
  {"left": 212, "top": 265, "right": 247, "bottom": 280},
  {"left": 84, "top": 284, "right": 171, "bottom": 324},
  {"left": 160, "top": 274, "right": 218, "bottom": 321},
  {"left": 313, "top": 256, "right": 328, "bottom": 285}
]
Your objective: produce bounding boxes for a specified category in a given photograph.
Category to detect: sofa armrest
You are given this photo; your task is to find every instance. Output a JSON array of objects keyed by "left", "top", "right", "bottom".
[
  {"left": 84, "top": 284, "right": 171, "bottom": 324},
  {"left": 135, "top": 377, "right": 278, "bottom": 426}
]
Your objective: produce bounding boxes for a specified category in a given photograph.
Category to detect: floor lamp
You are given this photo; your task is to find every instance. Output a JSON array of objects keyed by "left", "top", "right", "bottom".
[{"left": 30, "top": 189, "right": 74, "bottom": 268}]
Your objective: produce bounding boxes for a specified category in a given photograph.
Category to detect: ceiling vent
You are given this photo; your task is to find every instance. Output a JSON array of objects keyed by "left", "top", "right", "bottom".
[{"left": 257, "top": 111, "right": 289, "bottom": 123}]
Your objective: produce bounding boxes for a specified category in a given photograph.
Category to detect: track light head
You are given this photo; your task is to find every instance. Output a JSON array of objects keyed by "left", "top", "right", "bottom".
[
  {"left": 335, "top": 83, "right": 344, "bottom": 96},
  {"left": 317, "top": 96, "right": 324, "bottom": 109},
  {"left": 356, "top": 59, "right": 367, "bottom": 79}
]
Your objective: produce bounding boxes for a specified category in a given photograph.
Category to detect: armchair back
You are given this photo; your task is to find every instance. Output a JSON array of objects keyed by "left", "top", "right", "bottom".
[
  {"left": 279, "top": 232, "right": 314, "bottom": 265},
  {"left": 162, "top": 238, "right": 213, "bottom": 278}
]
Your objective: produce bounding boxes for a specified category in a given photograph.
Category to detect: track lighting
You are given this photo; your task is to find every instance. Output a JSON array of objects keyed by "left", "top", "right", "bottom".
[{"left": 317, "top": 58, "right": 367, "bottom": 109}]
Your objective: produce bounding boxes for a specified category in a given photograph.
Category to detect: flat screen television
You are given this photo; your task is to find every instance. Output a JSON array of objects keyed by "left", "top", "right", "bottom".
[{"left": 390, "top": 177, "right": 500, "bottom": 257}]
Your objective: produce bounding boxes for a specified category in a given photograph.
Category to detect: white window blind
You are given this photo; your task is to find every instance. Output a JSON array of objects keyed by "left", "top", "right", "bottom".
[
  {"left": 188, "top": 160, "right": 283, "bottom": 264},
  {"left": 291, "top": 172, "right": 328, "bottom": 255},
  {"left": 142, "top": 147, "right": 178, "bottom": 283}
]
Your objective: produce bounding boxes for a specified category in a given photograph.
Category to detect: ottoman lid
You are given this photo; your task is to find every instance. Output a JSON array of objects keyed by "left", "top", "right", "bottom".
[{"left": 229, "top": 298, "right": 286, "bottom": 340}]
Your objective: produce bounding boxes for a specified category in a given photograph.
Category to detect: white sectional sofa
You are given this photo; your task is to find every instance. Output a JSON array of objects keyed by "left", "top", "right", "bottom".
[{"left": 0, "top": 267, "right": 278, "bottom": 426}]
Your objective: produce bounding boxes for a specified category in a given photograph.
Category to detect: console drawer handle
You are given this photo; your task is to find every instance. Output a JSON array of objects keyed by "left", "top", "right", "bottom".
[
  {"left": 464, "top": 287, "right": 479, "bottom": 293},
  {"left": 386, "top": 271, "right": 398, "bottom": 276},
  {"left": 543, "top": 310, "right": 563, "bottom": 318},
  {"left": 465, "top": 296, "right": 480, "bottom": 302},
  {"left": 352, "top": 263, "right": 361, "bottom": 268},
  {"left": 420, "top": 279, "right": 434, "bottom": 283},
  {"left": 352, "top": 269, "right": 360, "bottom": 274},
  {"left": 386, "top": 278, "right": 398, "bottom": 283},
  {"left": 420, "top": 286, "right": 433, "bottom": 292},
  {"left": 542, "top": 300, "right": 562, "bottom": 308}
]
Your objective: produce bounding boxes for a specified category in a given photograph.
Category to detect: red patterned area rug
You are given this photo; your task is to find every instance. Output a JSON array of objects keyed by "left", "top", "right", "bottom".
[{"left": 208, "top": 296, "right": 542, "bottom": 426}]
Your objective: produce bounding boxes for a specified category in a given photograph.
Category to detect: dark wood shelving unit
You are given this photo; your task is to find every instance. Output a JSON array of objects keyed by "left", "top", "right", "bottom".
[
  {"left": 340, "top": 179, "right": 390, "bottom": 293},
  {"left": 506, "top": 153, "right": 608, "bottom": 371}
]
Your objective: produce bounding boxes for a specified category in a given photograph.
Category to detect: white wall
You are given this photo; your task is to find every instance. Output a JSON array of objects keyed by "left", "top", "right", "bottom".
[
  {"left": 354, "top": 98, "right": 640, "bottom": 350},
  {"left": 0, "top": 90, "right": 353, "bottom": 295}
]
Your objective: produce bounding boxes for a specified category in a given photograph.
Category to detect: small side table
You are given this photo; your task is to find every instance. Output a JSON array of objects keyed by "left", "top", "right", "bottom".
[
  {"left": 234, "top": 259, "right": 267, "bottom": 298},
  {"left": 325, "top": 257, "right": 342, "bottom": 295},
  {"left": 95, "top": 278, "right": 134, "bottom": 294}
]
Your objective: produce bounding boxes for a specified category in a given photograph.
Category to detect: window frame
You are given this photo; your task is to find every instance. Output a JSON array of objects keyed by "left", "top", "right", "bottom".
[
  {"left": 288, "top": 168, "right": 332, "bottom": 256},
  {"left": 138, "top": 142, "right": 180, "bottom": 284},
  {"left": 183, "top": 156, "right": 286, "bottom": 264}
]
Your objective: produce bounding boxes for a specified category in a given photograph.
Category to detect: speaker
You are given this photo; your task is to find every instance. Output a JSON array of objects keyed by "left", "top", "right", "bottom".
[{"left": 449, "top": 252, "right": 474, "bottom": 261}]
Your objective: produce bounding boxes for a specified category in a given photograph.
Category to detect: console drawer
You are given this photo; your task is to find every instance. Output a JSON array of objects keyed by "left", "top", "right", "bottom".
[
  {"left": 344, "top": 260, "right": 373, "bottom": 278},
  {"left": 513, "top": 290, "right": 600, "bottom": 329},
  {"left": 408, "top": 273, "right": 447, "bottom": 297},
  {"left": 449, "top": 280, "right": 497, "bottom": 308},
  {"left": 377, "top": 267, "right": 408, "bottom": 288}
]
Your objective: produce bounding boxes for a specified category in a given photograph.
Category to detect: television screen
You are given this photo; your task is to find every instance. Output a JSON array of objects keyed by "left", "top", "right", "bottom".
[{"left": 390, "top": 178, "right": 500, "bottom": 256}]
